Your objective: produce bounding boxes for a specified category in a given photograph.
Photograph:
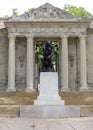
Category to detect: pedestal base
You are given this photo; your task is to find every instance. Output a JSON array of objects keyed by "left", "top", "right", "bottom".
[
  {"left": 34, "top": 72, "right": 64, "bottom": 105},
  {"left": 20, "top": 105, "right": 80, "bottom": 118}
]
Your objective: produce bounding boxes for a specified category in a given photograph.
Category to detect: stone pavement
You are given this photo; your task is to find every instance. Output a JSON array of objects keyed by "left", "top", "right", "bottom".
[{"left": 0, "top": 117, "right": 93, "bottom": 130}]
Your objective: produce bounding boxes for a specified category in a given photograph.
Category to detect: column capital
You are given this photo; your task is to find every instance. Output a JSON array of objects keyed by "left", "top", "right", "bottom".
[
  {"left": 79, "top": 35, "right": 86, "bottom": 38},
  {"left": 26, "top": 34, "right": 34, "bottom": 38},
  {"left": 8, "top": 34, "right": 16, "bottom": 39},
  {"left": 60, "top": 35, "right": 69, "bottom": 39}
]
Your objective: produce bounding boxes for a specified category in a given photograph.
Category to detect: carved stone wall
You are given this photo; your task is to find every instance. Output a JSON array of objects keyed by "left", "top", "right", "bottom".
[
  {"left": 0, "top": 27, "right": 93, "bottom": 90},
  {"left": 8, "top": 25, "right": 86, "bottom": 37},
  {"left": 0, "top": 30, "right": 27, "bottom": 91},
  {"left": 0, "top": 29, "right": 8, "bottom": 90},
  {"left": 87, "top": 29, "right": 93, "bottom": 89},
  {"left": 68, "top": 37, "right": 78, "bottom": 90}
]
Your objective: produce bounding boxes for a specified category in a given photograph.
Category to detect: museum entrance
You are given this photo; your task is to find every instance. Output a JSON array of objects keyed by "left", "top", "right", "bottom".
[
  {"left": 34, "top": 37, "right": 61, "bottom": 89},
  {"left": 33, "top": 37, "right": 79, "bottom": 91}
]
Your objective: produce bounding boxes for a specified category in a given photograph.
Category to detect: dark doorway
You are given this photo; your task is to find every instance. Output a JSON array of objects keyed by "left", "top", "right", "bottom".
[{"left": 34, "top": 37, "right": 60, "bottom": 89}]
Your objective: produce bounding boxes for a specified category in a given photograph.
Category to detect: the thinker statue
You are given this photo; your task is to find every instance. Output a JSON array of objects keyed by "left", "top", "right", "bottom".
[{"left": 41, "top": 41, "right": 54, "bottom": 72}]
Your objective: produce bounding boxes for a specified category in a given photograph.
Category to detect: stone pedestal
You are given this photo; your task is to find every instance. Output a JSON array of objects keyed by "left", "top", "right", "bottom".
[{"left": 34, "top": 72, "right": 64, "bottom": 105}]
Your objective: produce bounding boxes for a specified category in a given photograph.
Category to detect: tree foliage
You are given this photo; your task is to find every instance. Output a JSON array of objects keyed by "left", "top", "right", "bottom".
[
  {"left": 12, "top": 8, "right": 18, "bottom": 16},
  {"left": 28, "top": 8, "right": 33, "bottom": 12},
  {"left": 64, "top": 4, "right": 93, "bottom": 18}
]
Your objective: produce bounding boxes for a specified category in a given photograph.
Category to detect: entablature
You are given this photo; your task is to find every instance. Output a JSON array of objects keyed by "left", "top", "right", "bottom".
[{"left": 8, "top": 26, "right": 86, "bottom": 37}]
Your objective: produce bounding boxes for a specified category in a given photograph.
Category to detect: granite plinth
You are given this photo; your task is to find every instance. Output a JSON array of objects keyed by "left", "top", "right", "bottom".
[
  {"left": 20, "top": 105, "right": 80, "bottom": 118},
  {"left": 34, "top": 72, "right": 64, "bottom": 105}
]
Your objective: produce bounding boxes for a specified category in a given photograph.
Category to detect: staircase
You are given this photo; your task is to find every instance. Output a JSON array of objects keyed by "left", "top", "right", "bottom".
[
  {"left": 59, "top": 91, "right": 93, "bottom": 117},
  {"left": 0, "top": 91, "right": 38, "bottom": 105},
  {"left": 59, "top": 91, "right": 93, "bottom": 105},
  {"left": 0, "top": 91, "right": 38, "bottom": 117},
  {"left": 0, "top": 91, "right": 92, "bottom": 117}
]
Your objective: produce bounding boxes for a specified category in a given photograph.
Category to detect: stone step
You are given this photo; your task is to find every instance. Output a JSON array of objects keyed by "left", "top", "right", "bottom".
[
  {"left": 0, "top": 91, "right": 92, "bottom": 117},
  {"left": 0, "top": 105, "right": 92, "bottom": 117},
  {"left": 0, "top": 105, "right": 19, "bottom": 117},
  {"left": 0, "top": 91, "right": 38, "bottom": 105},
  {"left": 59, "top": 91, "right": 93, "bottom": 105},
  {"left": 80, "top": 105, "right": 93, "bottom": 117},
  {"left": 20, "top": 105, "right": 80, "bottom": 118},
  {"left": 0, "top": 91, "right": 93, "bottom": 105}
]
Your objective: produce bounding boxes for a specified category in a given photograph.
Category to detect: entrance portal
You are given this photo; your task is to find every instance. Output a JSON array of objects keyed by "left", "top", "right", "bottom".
[{"left": 34, "top": 37, "right": 60, "bottom": 89}]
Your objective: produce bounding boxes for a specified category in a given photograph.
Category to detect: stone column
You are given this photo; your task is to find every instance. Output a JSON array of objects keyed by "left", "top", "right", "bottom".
[
  {"left": 7, "top": 35, "right": 16, "bottom": 91},
  {"left": 26, "top": 35, "right": 35, "bottom": 91},
  {"left": 61, "top": 36, "right": 69, "bottom": 90},
  {"left": 79, "top": 35, "right": 88, "bottom": 90}
]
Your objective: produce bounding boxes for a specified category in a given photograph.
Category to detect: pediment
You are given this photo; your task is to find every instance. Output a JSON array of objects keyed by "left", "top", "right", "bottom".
[{"left": 8, "top": 3, "right": 89, "bottom": 22}]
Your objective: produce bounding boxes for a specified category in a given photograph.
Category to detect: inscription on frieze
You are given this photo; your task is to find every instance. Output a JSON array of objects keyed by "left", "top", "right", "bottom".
[{"left": 9, "top": 27, "right": 86, "bottom": 36}]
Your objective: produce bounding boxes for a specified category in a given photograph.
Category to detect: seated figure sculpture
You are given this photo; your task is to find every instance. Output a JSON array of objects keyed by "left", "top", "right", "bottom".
[{"left": 41, "top": 41, "right": 54, "bottom": 72}]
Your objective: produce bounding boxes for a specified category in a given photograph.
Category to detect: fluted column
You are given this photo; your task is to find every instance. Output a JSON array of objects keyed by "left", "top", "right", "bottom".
[
  {"left": 79, "top": 35, "right": 88, "bottom": 90},
  {"left": 7, "top": 35, "right": 16, "bottom": 91},
  {"left": 61, "top": 36, "right": 69, "bottom": 90},
  {"left": 26, "top": 35, "right": 35, "bottom": 91}
]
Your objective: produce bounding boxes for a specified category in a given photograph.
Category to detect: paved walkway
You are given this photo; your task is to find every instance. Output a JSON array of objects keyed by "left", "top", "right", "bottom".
[{"left": 0, "top": 117, "right": 93, "bottom": 130}]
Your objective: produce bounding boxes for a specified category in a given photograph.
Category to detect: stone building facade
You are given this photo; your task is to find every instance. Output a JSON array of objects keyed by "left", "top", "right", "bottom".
[{"left": 0, "top": 3, "right": 93, "bottom": 91}]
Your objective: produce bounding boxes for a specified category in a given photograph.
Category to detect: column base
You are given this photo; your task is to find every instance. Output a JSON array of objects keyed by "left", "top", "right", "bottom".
[
  {"left": 6, "top": 88, "right": 16, "bottom": 91},
  {"left": 61, "top": 88, "right": 70, "bottom": 91},
  {"left": 79, "top": 87, "right": 88, "bottom": 91},
  {"left": 25, "top": 88, "right": 35, "bottom": 92}
]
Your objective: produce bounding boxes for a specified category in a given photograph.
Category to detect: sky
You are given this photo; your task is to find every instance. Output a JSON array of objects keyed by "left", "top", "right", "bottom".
[{"left": 0, "top": 0, "right": 93, "bottom": 17}]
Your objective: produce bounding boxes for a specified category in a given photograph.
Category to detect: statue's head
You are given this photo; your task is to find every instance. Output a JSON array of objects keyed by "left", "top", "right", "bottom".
[
  {"left": 47, "top": 41, "right": 51, "bottom": 44},
  {"left": 44, "top": 41, "right": 52, "bottom": 48}
]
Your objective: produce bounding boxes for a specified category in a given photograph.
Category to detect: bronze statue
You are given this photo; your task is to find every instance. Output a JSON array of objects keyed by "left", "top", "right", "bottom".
[{"left": 41, "top": 41, "right": 54, "bottom": 72}]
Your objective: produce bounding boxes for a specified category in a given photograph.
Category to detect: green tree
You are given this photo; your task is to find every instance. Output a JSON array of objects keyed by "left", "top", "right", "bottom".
[
  {"left": 64, "top": 4, "right": 93, "bottom": 18},
  {"left": 3, "top": 15, "right": 9, "bottom": 18},
  {"left": 12, "top": 8, "right": 18, "bottom": 16},
  {"left": 28, "top": 8, "right": 33, "bottom": 12}
]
